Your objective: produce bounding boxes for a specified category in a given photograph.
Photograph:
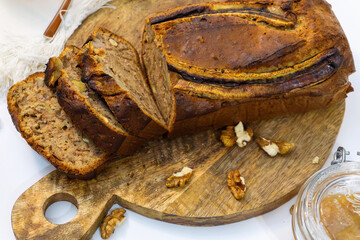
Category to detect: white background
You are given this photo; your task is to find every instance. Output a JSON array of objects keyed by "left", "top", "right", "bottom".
[{"left": 0, "top": 0, "right": 359, "bottom": 239}]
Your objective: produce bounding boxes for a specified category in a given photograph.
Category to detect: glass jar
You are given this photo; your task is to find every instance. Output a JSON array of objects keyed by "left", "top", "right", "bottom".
[{"left": 292, "top": 162, "right": 360, "bottom": 239}]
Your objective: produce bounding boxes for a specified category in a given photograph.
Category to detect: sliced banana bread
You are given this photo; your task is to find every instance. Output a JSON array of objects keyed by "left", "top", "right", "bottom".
[
  {"left": 81, "top": 28, "right": 168, "bottom": 139},
  {"left": 56, "top": 49, "right": 145, "bottom": 155},
  {"left": 7, "top": 72, "right": 111, "bottom": 179}
]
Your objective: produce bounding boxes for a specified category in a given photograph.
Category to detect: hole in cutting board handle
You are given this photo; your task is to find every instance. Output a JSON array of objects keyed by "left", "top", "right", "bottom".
[{"left": 43, "top": 193, "right": 78, "bottom": 225}]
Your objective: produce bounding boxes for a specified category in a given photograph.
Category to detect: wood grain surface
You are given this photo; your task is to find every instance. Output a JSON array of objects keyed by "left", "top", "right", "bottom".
[
  {"left": 11, "top": 1, "right": 346, "bottom": 239},
  {"left": 12, "top": 100, "right": 345, "bottom": 239}
]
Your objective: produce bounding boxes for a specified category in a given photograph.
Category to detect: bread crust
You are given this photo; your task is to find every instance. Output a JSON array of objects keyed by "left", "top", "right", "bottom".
[
  {"left": 142, "top": 0, "right": 355, "bottom": 137},
  {"left": 7, "top": 73, "right": 112, "bottom": 179},
  {"left": 169, "top": 70, "right": 351, "bottom": 137}
]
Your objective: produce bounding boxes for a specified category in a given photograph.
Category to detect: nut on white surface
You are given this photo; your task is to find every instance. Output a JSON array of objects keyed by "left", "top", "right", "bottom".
[{"left": 100, "top": 208, "right": 126, "bottom": 239}]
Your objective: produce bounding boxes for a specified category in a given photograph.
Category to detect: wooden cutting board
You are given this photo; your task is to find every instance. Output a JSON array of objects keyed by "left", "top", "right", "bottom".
[
  {"left": 12, "top": 101, "right": 344, "bottom": 239},
  {"left": 11, "top": 1, "right": 345, "bottom": 239}
]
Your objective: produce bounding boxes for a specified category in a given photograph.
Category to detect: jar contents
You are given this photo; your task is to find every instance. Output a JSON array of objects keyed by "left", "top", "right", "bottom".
[{"left": 320, "top": 193, "right": 360, "bottom": 239}]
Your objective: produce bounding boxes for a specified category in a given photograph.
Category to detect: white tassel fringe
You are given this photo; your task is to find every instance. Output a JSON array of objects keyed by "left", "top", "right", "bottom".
[{"left": 0, "top": 0, "right": 112, "bottom": 98}]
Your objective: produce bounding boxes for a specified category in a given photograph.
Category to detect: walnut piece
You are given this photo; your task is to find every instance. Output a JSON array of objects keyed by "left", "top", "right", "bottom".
[
  {"left": 234, "top": 121, "right": 253, "bottom": 147},
  {"left": 227, "top": 169, "right": 246, "bottom": 200},
  {"left": 166, "top": 166, "right": 193, "bottom": 188},
  {"left": 312, "top": 156, "right": 320, "bottom": 164},
  {"left": 220, "top": 126, "right": 236, "bottom": 147},
  {"left": 100, "top": 208, "right": 126, "bottom": 239},
  {"left": 256, "top": 137, "right": 295, "bottom": 157}
]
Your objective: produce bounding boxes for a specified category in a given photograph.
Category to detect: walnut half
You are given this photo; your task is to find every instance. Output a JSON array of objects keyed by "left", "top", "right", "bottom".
[
  {"left": 100, "top": 208, "right": 126, "bottom": 239},
  {"left": 220, "top": 126, "right": 236, "bottom": 147},
  {"left": 227, "top": 169, "right": 246, "bottom": 200},
  {"left": 220, "top": 121, "right": 253, "bottom": 148},
  {"left": 256, "top": 137, "right": 295, "bottom": 157},
  {"left": 166, "top": 167, "right": 193, "bottom": 188}
]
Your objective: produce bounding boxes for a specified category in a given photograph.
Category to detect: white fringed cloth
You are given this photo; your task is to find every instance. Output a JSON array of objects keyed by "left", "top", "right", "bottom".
[{"left": 0, "top": 0, "right": 112, "bottom": 98}]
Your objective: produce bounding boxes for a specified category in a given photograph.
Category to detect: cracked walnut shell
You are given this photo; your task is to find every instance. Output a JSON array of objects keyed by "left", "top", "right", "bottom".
[
  {"left": 100, "top": 208, "right": 126, "bottom": 239},
  {"left": 256, "top": 137, "right": 295, "bottom": 157},
  {"left": 166, "top": 167, "right": 193, "bottom": 188},
  {"left": 227, "top": 169, "right": 246, "bottom": 200}
]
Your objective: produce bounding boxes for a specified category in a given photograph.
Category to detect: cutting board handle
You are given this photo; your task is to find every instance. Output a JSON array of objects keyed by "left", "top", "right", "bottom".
[{"left": 11, "top": 172, "right": 115, "bottom": 239}]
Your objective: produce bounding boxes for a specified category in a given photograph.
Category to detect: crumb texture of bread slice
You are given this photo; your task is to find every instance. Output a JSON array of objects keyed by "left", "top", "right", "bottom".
[
  {"left": 82, "top": 28, "right": 168, "bottom": 139},
  {"left": 7, "top": 72, "right": 110, "bottom": 178}
]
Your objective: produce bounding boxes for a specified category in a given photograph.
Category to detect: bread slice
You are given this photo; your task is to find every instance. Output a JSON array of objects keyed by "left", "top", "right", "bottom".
[
  {"left": 81, "top": 28, "right": 168, "bottom": 139},
  {"left": 142, "top": 1, "right": 355, "bottom": 137},
  {"left": 44, "top": 46, "right": 80, "bottom": 88},
  {"left": 56, "top": 47, "right": 145, "bottom": 154},
  {"left": 142, "top": 22, "right": 177, "bottom": 133},
  {"left": 7, "top": 72, "right": 111, "bottom": 179}
]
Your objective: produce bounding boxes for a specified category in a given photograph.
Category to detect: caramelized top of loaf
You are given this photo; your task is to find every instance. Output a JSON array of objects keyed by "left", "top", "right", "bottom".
[
  {"left": 146, "top": 0, "right": 354, "bottom": 98},
  {"left": 7, "top": 73, "right": 109, "bottom": 178}
]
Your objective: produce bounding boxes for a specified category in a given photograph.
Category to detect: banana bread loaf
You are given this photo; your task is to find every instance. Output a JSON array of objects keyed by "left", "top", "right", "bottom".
[
  {"left": 142, "top": 0, "right": 355, "bottom": 137},
  {"left": 82, "top": 28, "right": 168, "bottom": 139},
  {"left": 7, "top": 0, "right": 356, "bottom": 178},
  {"left": 7, "top": 72, "right": 111, "bottom": 179},
  {"left": 56, "top": 47, "right": 145, "bottom": 154}
]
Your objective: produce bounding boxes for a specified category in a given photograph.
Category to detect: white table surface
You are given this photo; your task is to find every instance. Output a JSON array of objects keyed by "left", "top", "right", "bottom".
[{"left": 0, "top": 0, "right": 359, "bottom": 239}]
